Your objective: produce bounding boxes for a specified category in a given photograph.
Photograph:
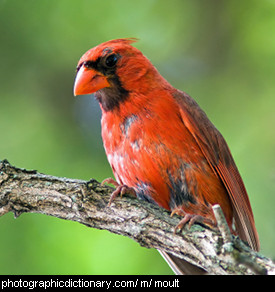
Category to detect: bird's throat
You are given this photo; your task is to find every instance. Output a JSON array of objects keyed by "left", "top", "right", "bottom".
[{"left": 95, "top": 76, "right": 129, "bottom": 112}]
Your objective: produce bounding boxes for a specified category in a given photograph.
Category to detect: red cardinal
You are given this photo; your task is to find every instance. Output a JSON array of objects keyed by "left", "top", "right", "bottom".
[{"left": 74, "top": 38, "right": 260, "bottom": 274}]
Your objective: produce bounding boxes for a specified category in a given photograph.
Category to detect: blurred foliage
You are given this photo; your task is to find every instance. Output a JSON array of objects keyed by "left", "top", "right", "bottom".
[{"left": 0, "top": 0, "right": 274, "bottom": 274}]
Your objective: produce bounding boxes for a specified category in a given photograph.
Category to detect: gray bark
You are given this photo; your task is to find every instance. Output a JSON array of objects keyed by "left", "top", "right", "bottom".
[{"left": 0, "top": 159, "right": 274, "bottom": 275}]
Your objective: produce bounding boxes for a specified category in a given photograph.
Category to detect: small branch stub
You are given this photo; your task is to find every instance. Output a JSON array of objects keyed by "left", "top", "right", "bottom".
[{"left": 212, "top": 204, "right": 233, "bottom": 246}]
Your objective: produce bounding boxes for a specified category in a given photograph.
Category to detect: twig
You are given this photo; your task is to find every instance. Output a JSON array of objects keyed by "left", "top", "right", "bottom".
[
  {"left": 212, "top": 204, "right": 267, "bottom": 275},
  {"left": 0, "top": 159, "right": 274, "bottom": 275},
  {"left": 212, "top": 204, "right": 233, "bottom": 245}
]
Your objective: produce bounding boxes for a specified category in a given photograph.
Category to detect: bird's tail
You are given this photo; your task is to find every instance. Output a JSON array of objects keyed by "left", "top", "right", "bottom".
[{"left": 158, "top": 250, "right": 207, "bottom": 275}]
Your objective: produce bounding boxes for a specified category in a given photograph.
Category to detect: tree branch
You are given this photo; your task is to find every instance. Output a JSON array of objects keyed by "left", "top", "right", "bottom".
[{"left": 0, "top": 159, "right": 274, "bottom": 275}]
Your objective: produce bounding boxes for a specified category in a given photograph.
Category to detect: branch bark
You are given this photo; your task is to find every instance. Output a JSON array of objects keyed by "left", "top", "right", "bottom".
[{"left": 0, "top": 159, "right": 274, "bottom": 275}]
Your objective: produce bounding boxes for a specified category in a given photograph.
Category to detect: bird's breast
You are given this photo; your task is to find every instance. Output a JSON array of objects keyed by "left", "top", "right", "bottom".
[{"left": 100, "top": 99, "right": 211, "bottom": 210}]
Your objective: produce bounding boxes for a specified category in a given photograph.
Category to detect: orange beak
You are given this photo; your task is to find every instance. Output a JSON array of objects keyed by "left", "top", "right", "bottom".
[{"left": 73, "top": 65, "right": 110, "bottom": 96}]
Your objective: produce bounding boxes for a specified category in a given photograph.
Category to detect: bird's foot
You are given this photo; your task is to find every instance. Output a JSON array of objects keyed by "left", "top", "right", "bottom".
[
  {"left": 101, "top": 178, "right": 120, "bottom": 188},
  {"left": 101, "top": 178, "right": 136, "bottom": 207},
  {"left": 171, "top": 208, "right": 215, "bottom": 234}
]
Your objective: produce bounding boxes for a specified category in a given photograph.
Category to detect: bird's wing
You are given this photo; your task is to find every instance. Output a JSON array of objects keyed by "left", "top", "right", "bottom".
[{"left": 172, "top": 90, "right": 260, "bottom": 251}]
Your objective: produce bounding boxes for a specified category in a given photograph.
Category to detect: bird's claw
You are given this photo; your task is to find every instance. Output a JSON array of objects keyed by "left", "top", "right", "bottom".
[
  {"left": 171, "top": 209, "right": 215, "bottom": 234},
  {"left": 101, "top": 178, "right": 136, "bottom": 206},
  {"left": 101, "top": 177, "right": 120, "bottom": 188}
]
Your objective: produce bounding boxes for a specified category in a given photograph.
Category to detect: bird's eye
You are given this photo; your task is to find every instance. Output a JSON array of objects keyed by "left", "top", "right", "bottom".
[{"left": 105, "top": 54, "right": 118, "bottom": 68}]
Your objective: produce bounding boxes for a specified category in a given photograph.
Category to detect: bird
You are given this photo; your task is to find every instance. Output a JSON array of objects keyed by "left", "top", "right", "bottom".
[{"left": 73, "top": 38, "right": 260, "bottom": 274}]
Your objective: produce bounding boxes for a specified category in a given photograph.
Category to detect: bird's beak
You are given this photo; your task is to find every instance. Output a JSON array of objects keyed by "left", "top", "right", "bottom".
[{"left": 74, "top": 65, "right": 110, "bottom": 96}]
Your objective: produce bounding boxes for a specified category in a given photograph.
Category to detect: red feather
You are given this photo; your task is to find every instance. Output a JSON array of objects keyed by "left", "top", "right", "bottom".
[{"left": 173, "top": 90, "right": 259, "bottom": 251}]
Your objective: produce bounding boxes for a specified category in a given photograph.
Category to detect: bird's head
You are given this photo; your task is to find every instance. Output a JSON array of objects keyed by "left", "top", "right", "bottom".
[{"left": 74, "top": 38, "right": 167, "bottom": 111}]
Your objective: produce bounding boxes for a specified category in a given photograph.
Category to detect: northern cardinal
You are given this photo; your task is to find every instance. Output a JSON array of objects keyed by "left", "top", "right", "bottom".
[{"left": 74, "top": 38, "right": 260, "bottom": 274}]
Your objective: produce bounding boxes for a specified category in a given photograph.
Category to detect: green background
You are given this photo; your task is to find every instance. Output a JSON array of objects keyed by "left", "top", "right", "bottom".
[{"left": 0, "top": 0, "right": 274, "bottom": 274}]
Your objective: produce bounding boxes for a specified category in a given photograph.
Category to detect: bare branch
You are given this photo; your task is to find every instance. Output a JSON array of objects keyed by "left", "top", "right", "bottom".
[{"left": 0, "top": 159, "right": 274, "bottom": 275}]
